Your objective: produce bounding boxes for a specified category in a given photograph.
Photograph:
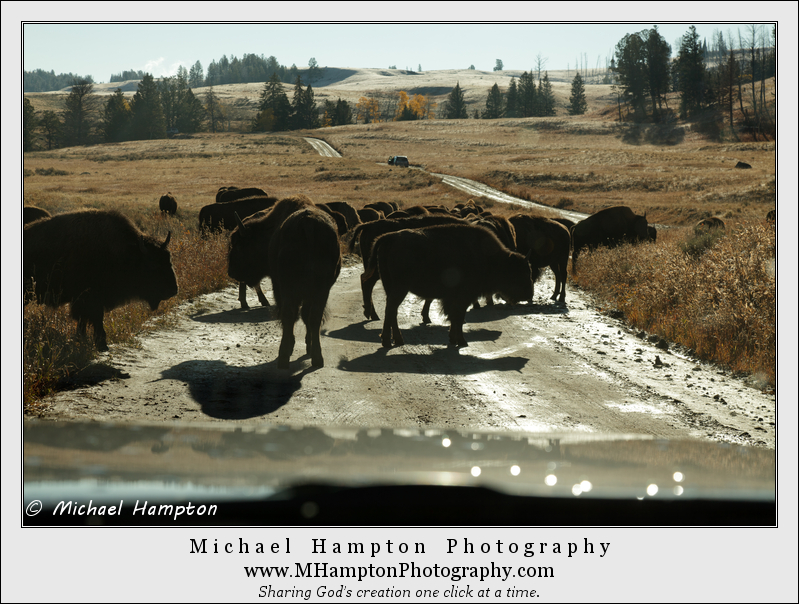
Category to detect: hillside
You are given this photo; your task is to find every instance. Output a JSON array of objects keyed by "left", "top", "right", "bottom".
[{"left": 25, "top": 66, "right": 618, "bottom": 127}]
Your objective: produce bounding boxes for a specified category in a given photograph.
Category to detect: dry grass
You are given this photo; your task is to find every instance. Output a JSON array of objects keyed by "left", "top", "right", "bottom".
[{"left": 572, "top": 220, "right": 776, "bottom": 386}]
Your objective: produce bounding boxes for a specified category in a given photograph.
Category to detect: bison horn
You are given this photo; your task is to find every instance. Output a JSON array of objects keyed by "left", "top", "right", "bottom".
[
  {"left": 235, "top": 212, "right": 247, "bottom": 231},
  {"left": 162, "top": 231, "right": 172, "bottom": 249}
]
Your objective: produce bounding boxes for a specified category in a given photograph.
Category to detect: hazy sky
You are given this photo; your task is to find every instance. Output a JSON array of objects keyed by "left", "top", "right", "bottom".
[{"left": 16, "top": 14, "right": 786, "bottom": 85}]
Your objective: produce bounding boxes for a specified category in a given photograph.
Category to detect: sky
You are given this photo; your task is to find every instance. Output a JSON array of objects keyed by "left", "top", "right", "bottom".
[{"left": 14, "top": 13, "right": 789, "bottom": 85}]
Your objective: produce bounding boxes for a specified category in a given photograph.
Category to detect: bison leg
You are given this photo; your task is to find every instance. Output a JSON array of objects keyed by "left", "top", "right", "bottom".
[
  {"left": 238, "top": 282, "right": 250, "bottom": 309},
  {"left": 276, "top": 302, "right": 300, "bottom": 370},
  {"left": 421, "top": 299, "right": 433, "bottom": 324},
  {"left": 360, "top": 268, "right": 381, "bottom": 321},
  {"left": 72, "top": 301, "right": 108, "bottom": 352},
  {"left": 447, "top": 304, "right": 469, "bottom": 347},
  {"left": 254, "top": 283, "right": 270, "bottom": 307},
  {"left": 381, "top": 293, "right": 405, "bottom": 348},
  {"left": 300, "top": 302, "right": 326, "bottom": 368}
]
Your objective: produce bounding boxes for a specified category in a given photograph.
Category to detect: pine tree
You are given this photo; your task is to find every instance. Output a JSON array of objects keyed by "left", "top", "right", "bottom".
[
  {"left": 188, "top": 61, "right": 204, "bottom": 87},
  {"left": 102, "top": 88, "right": 132, "bottom": 142},
  {"left": 177, "top": 89, "right": 205, "bottom": 133},
  {"left": 39, "top": 110, "right": 61, "bottom": 150},
  {"left": 676, "top": 25, "right": 706, "bottom": 119},
  {"left": 644, "top": 26, "right": 671, "bottom": 118},
  {"left": 505, "top": 77, "right": 518, "bottom": 117},
  {"left": 24, "top": 98, "right": 38, "bottom": 151},
  {"left": 444, "top": 82, "right": 468, "bottom": 119},
  {"left": 567, "top": 73, "right": 588, "bottom": 115},
  {"left": 540, "top": 73, "right": 556, "bottom": 116},
  {"left": 483, "top": 83, "right": 503, "bottom": 119},
  {"left": 517, "top": 71, "right": 536, "bottom": 117},
  {"left": 130, "top": 74, "right": 166, "bottom": 139},
  {"left": 204, "top": 86, "right": 225, "bottom": 133},
  {"left": 255, "top": 73, "right": 291, "bottom": 131},
  {"left": 62, "top": 78, "right": 98, "bottom": 146}
]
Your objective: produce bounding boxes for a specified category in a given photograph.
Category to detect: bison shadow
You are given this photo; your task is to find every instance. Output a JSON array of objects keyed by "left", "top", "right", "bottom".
[
  {"left": 160, "top": 359, "right": 310, "bottom": 419},
  {"left": 190, "top": 306, "right": 274, "bottom": 324},
  {"left": 327, "top": 321, "right": 502, "bottom": 345},
  {"left": 55, "top": 361, "right": 131, "bottom": 390},
  {"left": 337, "top": 346, "right": 528, "bottom": 375}
]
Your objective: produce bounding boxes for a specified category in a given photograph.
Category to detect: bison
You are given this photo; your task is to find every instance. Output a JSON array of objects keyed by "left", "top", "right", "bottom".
[
  {"left": 510, "top": 214, "right": 570, "bottom": 304},
  {"left": 159, "top": 192, "right": 177, "bottom": 215},
  {"left": 23, "top": 206, "right": 51, "bottom": 224},
  {"left": 228, "top": 195, "right": 315, "bottom": 311},
  {"left": 269, "top": 207, "right": 341, "bottom": 368},
  {"left": 199, "top": 195, "right": 277, "bottom": 233},
  {"left": 368, "top": 223, "right": 533, "bottom": 348},
  {"left": 350, "top": 214, "right": 466, "bottom": 322},
  {"left": 695, "top": 217, "right": 725, "bottom": 233},
  {"left": 648, "top": 225, "right": 657, "bottom": 242},
  {"left": 324, "top": 201, "right": 362, "bottom": 230},
  {"left": 24, "top": 209, "right": 178, "bottom": 352},
  {"left": 766, "top": 209, "right": 776, "bottom": 223},
  {"left": 357, "top": 207, "right": 384, "bottom": 223},
  {"left": 216, "top": 186, "right": 268, "bottom": 203},
  {"left": 571, "top": 206, "right": 650, "bottom": 273}
]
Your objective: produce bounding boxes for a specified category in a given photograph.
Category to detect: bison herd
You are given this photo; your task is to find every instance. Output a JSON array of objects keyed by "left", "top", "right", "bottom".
[{"left": 25, "top": 186, "right": 664, "bottom": 368}]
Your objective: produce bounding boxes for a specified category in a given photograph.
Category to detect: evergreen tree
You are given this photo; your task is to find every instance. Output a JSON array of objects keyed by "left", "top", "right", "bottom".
[
  {"left": 254, "top": 73, "right": 291, "bottom": 131},
  {"left": 517, "top": 71, "right": 536, "bottom": 117},
  {"left": 676, "top": 25, "right": 706, "bottom": 119},
  {"left": 39, "top": 110, "right": 61, "bottom": 150},
  {"left": 494, "top": 59, "right": 504, "bottom": 71},
  {"left": 24, "top": 98, "right": 38, "bottom": 151},
  {"left": 204, "top": 86, "right": 225, "bottom": 133},
  {"left": 539, "top": 73, "right": 556, "bottom": 116},
  {"left": 614, "top": 32, "right": 649, "bottom": 117},
  {"left": 188, "top": 61, "right": 204, "bottom": 87},
  {"left": 102, "top": 88, "right": 132, "bottom": 142},
  {"left": 483, "top": 83, "right": 504, "bottom": 119},
  {"left": 62, "top": 78, "right": 98, "bottom": 146},
  {"left": 307, "top": 57, "right": 322, "bottom": 83},
  {"left": 444, "top": 82, "right": 468, "bottom": 119},
  {"left": 567, "top": 73, "right": 588, "bottom": 115},
  {"left": 644, "top": 26, "right": 672, "bottom": 118},
  {"left": 177, "top": 89, "right": 206, "bottom": 133},
  {"left": 130, "top": 74, "right": 166, "bottom": 139},
  {"left": 505, "top": 77, "right": 518, "bottom": 117},
  {"left": 290, "top": 76, "right": 319, "bottom": 129}
]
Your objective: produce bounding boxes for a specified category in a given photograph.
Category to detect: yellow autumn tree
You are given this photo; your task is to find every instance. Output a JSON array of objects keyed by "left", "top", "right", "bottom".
[
  {"left": 395, "top": 91, "right": 435, "bottom": 121},
  {"left": 355, "top": 96, "right": 380, "bottom": 124}
]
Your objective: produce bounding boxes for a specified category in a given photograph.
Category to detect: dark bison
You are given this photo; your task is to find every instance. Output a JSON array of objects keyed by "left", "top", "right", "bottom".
[
  {"left": 324, "top": 201, "right": 362, "bottom": 230},
  {"left": 368, "top": 223, "right": 533, "bottom": 348},
  {"left": 695, "top": 217, "right": 725, "bottom": 233},
  {"left": 735, "top": 161, "right": 752, "bottom": 169},
  {"left": 199, "top": 196, "right": 277, "bottom": 233},
  {"left": 648, "top": 225, "right": 657, "bottom": 242},
  {"left": 350, "top": 214, "right": 466, "bottom": 322},
  {"left": 357, "top": 207, "right": 384, "bottom": 223},
  {"left": 269, "top": 207, "right": 341, "bottom": 368},
  {"left": 24, "top": 209, "right": 178, "bottom": 352},
  {"left": 216, "top": 186, "right": 268, "bottom": 203},
  {"left": 159, "top": 192, "right": 177, "bottom": 215},
  {"left": 228, "top": 195, "right": 315, "bottom": 312},
  {"left": 766, "top": 209, "right": 776, "bottom": 223},
  {"left": 551, "top": 217, "right": 576, "bottom": 231},
  {"left": 468, "top": 215, "right": 518, "bottom": 308},
  {"left": 363, "top": 201, "right": 396, "bottom": 216},
  {"left": 571, "top": 206, "right": 650, "bottom": 272},
  {"left": 316, "top": 203, "right": 349, "bottom": 235},
  {"left": 23, "top": 206, "right": 51, "bottom": 224},
  {"left": 510, "top": 214, "right": 570, "bottom": 304}
]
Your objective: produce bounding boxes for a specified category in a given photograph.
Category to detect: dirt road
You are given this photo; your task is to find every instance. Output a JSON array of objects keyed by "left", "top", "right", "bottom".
[{"left": 42, "top": 256, "right": 774, "bottom": 448}]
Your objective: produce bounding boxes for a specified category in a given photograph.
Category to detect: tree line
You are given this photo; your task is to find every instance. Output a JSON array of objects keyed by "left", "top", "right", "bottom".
[
  {"left": 610, "top": 24, "right": 775, "bottom": 138},
  {"left": 26, "top": 55, "right": 323, "bottom": 93}
]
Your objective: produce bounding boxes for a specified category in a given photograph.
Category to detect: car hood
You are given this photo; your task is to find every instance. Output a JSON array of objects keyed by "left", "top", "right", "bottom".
[{"left": 23, "top": 420, "right": 775, "bottom": 526}]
